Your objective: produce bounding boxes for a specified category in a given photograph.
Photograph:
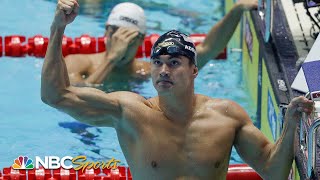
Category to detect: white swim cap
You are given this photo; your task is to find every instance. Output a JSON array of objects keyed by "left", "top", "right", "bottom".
[{"left": 106, "top": 2, "right": 146, "bottom": 34}]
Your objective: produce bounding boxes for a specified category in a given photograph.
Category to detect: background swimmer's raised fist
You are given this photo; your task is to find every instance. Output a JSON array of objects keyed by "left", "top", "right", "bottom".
[{"left": 53, "top": 0, "right": 79, "bottom": 27}]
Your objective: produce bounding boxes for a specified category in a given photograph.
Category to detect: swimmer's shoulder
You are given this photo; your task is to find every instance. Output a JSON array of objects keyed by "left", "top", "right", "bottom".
[
  {"left": 88, "top": 52, "right": 105, "bottom": 64},
  {"left": 214, "top": 98, "right": 251, "bottom": 126},
  {"left": 133, "top": 58, "right": 151, "bottom": 73},
  {"left": 66, "top": 51, "right": 104, "bottom": 63},
  {"left": 112, "top": 91, "right": 152, "bottom": 108},
  {"left": 195, "top": 94, "right": 225, "bottom": 104},
  {"left": 196, "top": 95, "right": 250, "bottom": 124}
]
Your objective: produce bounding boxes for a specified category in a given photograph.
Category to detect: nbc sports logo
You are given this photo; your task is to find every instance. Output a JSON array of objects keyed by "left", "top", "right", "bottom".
[
  {"left": 10, "top": 155, "right": 120, "bottom": 171},
  {"left": 12, "top": 156, "right": 34, "bottom": 169}
]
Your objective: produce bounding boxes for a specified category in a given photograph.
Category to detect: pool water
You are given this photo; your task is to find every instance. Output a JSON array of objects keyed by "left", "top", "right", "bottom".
[{"left": 0, "top": 0, "right": 255, "bottom": 168}]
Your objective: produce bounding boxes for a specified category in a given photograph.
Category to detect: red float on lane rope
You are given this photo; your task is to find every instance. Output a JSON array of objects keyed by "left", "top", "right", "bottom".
[
  {"left": 190, "top": 34, "right": 227, "bottom": 60},
  {"left": 4, "top": 35, "right": 27, "bottom": 57},
  {"left": 74, "top": 34, "right": 97, "bottom": 54},
  {"left": 1, "top": 164, "right": 260, "bottom": 180},
  {"left": 0, "top": 36, "right": 3, "bottom": 57},
  {"left": 53, "top": 168, "right": 76, "bottom": 180},
  {"left": 97, "top": 36, "right": 106, "bottom": 53},
  {"left": 1, "top": 34, "right": 227, "bottom": 60},
  {"left": 27, "top": 35, "right": 49, "bottom": 58},
  {"left": 62, "top": 36, "right": 73, "bottom": 57},
  {"left": 227, "top": 164, "right": 262, "bottom": 180},
  {"left": 2, "top": 167, "right": 26, "bottom": 180}
]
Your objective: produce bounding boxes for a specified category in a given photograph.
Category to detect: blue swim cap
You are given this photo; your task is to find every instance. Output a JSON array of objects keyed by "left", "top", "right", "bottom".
[{"left": 151, "top": 30, "right": 197, "bottom": 66}]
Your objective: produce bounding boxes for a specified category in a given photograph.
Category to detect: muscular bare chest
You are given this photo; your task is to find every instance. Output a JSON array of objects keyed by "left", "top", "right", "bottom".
[{"left": 119, "top": 109, "right": 238, "bottom": 179}]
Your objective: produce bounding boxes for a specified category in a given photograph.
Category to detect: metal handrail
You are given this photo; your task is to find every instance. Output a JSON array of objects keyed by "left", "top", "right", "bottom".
[
  {"left": 307, "top": 117, "right": 320, "bottom": 178},
  {"left": 301, "top": 92, "right": 320, "bottom": 179},
  {"left": 300, "top": 93, "right": 311, "bottom": 151}
]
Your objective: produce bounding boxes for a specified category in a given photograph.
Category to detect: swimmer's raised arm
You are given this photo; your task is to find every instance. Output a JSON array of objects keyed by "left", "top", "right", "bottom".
[
  {"left": 41, "top": 0, "right": 143, "bottom": 127},
  {"left": 41, "top": 0, "right": 79, "bottom": 104},
  {"left": 196, "top": 0, "right": 258, "bottom": 69},
  {"left": 231, "top": 97, "right": 314, "bottom": 179}
]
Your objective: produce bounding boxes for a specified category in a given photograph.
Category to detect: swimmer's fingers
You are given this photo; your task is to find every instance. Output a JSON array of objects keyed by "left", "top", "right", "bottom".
[
  {"left": 57, "top": 3, "right": 73, "bottom": 15},
  {"left": 114, "top": 27, "right": 139, "bottom": 44},
  {"left": 298, "top": 101, "right": 315, "bottom": 115},
  {"left": 238, "top": 0, "right": 258, "bottom": 10},
  {"left": 71, "top": 0, "right": 80, "bottom": 15},
  {"left": 58, "top": 0, "right": 78, "bottom": 15},
  {"left": 290, "top": 96, "right": 314, "bottom": 115},
  {"left": 290, "top": 96, "right": 313, "bottom": 106},
  {"left": 125, "top": 31, "right": 140, "bottom": 44},
  {"left": 112, "top": 27, "right": 130, "bottom": 43},
  {"left": 122, "top": 28, "right": 139, "bottom": 43},
  {"left": 253, "top": 0, "right": 258, "bottom": 10},
  {"left": 115, "top": 27, "right": 136, "bottom": 38},
  {"left": 121, "top": 28, "right": 139, "bottom": 43}
]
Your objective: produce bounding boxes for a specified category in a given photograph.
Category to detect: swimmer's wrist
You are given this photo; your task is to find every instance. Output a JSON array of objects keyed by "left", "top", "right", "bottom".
[
  {"left": 284, "top": 116, "right": 299, "bottom": 129},
  {"left": 106, "top": 53, "right": 121, "bottom": 64}
]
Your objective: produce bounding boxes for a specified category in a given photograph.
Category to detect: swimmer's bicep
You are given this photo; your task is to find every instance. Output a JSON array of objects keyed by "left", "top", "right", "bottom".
[
  {"left": 55, "top": 87, "right": 127, "bottom": 127},
  {"left": 234, "top": 122, "right": 272, "bottom": 177},
  {"left": 228, "top": 101, "right": 272, "bottom": 177}
]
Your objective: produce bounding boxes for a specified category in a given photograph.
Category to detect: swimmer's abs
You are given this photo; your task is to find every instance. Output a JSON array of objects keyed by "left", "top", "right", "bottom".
[{"left": 129, "top": 162, "right": 229, "bottom": 180}]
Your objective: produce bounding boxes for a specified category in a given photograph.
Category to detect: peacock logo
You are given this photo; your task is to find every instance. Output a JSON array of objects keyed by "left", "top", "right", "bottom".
[{"left": 12, "top": 156, "right": 34, "bottom": 169}]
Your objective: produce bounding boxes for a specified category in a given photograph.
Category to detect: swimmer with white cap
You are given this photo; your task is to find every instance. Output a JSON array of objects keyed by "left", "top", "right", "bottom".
[
  {"left": 65, "top": 2, "right": 151, "bottom": 86},
  {"left": 64, "top": 0, "right": 258, "bottom": 87},
  {"left": 42, "top": 2, "right": 315, "bottom": 177}
]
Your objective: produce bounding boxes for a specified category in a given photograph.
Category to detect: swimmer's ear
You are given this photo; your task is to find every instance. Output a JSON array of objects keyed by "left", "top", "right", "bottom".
[{"left": 192, "top": 66, "right": 198, "bottom": 78}]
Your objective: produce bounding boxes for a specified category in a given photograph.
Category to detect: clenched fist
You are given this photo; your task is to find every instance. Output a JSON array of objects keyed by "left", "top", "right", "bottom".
[
  {"left": 285, "top": 96, "right": 315, "bottom": 123},
  {"left": 53, "top": 0, "right": 80, "bottom": 28}
]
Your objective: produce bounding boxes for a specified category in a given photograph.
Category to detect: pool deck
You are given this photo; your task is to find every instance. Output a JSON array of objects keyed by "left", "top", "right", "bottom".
[{"left": 280, "top": 0, "right": 317, "bottom": 59}]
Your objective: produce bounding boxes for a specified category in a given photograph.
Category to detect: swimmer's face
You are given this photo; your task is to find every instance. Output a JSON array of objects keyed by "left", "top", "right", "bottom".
[
  {"left": 151, "top": 55, "right": 198, "bottom": 94},
  {"left": 105, "top": 25, "right": 145, "bottom": 65}
]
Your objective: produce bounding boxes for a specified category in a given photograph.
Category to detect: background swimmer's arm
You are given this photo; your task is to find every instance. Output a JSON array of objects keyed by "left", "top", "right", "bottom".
[
  {"left": 82, "top": 54, "right": 119, "bottom": 84},
  {"left": 232, "top": 97, "right": 314, "bottom": 179},
  {"left": 196, "top": 0, "right": 257, "bottom": 69},
  {"left": 64, "top": 53, "right": 118, "bottom": 86}
]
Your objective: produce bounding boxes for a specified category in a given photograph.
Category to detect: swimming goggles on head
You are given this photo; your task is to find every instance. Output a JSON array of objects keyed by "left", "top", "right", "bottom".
[{"left": 151, "top": 38, "right": 197, "bottom": 66}]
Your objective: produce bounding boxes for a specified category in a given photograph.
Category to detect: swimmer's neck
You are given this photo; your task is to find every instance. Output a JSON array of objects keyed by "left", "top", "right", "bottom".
[{"left": 157, "top": 88, "right": 196, "bottom": 123}]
